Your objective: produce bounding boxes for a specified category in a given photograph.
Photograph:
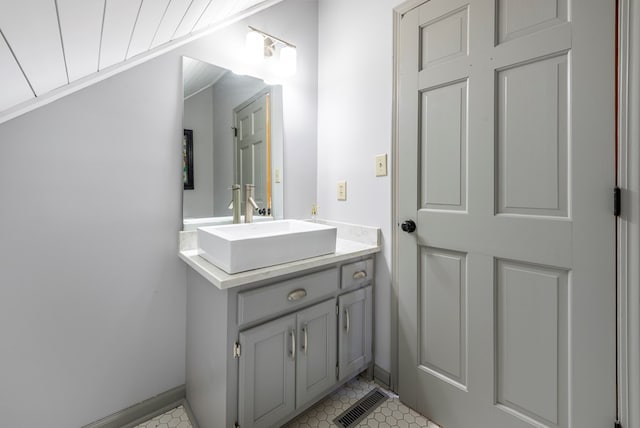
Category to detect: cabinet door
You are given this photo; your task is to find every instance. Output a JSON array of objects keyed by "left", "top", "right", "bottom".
[
  {"left": 296, "top": 299, "right": 337, "bottom": 407},
  {"left": 338, "top": 286, "right": 372, "bottom": 381},
  {"left": 238, "top": 314, "right": 296, "bottom": 428}
]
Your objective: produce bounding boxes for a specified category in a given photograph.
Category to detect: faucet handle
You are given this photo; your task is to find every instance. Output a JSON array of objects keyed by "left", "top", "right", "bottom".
[{"left": 248, "top": 196, "right": 259, "bottom": 210}]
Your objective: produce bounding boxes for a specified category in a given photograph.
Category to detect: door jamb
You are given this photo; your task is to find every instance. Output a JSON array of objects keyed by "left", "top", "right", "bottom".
[
  {"left": 390, "top": 0, "right": 426, "bottom": 393},
  {"left": 617, "top": 1, "right": 639, "bottom": 427}
]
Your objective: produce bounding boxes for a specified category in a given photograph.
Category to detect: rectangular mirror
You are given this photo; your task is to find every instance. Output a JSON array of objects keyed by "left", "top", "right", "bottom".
[{"left": 182, "top": 56, "right": 284, "bottom": 230}]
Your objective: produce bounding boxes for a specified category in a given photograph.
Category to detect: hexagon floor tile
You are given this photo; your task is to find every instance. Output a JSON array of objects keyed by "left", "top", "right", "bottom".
[
  {"left": 134, "top": 405, "right": 192, "bottom": 428},
  {"left": 136, "top": 378, "right": 440, "bottom": 428},
  {"left": 284, "top": 377, "right": 441, "bottom": 428}
]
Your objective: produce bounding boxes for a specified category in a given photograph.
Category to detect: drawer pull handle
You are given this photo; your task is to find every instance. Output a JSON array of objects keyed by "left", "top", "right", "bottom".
[
  {"left": 345, "top": 307, "right": 350, "bottom": 334},
  {"left": 352, "top": 270, "right": 367, "bottom": 280},
  {"left": 287, "top": 289, "right": 307, "bottom": 301},
  {"left": 302, "top": 325, "right": 308, "bottom": 354},
  {"left": 290, "top": 329, "right": 296, "bottom": 360}
]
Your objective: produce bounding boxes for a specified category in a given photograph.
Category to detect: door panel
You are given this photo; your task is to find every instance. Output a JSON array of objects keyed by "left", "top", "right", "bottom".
[
  {"left": 420, "top": 5, "right": 468, "bottom": 69},
  {"left": 421, "top": 81, "right": 467, "bottom": 211},
  {"left": 419, "top": 248, "right": 467, "bottom": 388},
  {"left": 495, "top": 259, "right": 568, "bottom": 427},
  {"left": 497, "top": 0, "right": 567, "bottom": 44},
  {"left": 497, "top": 54, "right": 568, "bottom": 217},
  {"left": 296, "top": 299, "right": 337, "bottom": 407},
  {"left": 397, "top": 0, "right": 615, "bottom": 427},
  {"left": 238, "top": 314, "right": 296, "bottom": 428},
  {"left": 236, "top": 92, "right": 269, "bottom": 209}
]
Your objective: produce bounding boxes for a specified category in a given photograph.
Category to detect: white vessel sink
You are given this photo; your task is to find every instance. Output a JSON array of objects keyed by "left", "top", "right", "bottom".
[{"left": 197, "top": 220, "right": 337, "bottom": 274}]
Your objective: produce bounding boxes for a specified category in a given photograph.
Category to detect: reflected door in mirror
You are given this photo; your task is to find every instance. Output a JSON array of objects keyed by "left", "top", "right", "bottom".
[{"left": 235, "top": 90, "right": 271, "bottom": 213}]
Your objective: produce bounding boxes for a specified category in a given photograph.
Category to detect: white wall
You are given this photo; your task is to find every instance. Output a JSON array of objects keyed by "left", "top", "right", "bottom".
[
  {"left": 0, "top": 1, "right": 318, "bottom": 426},
  {"left": 183, "top": 86, "right": 215, "bottom": 218},
  {"left": 317, "top": 0, "right": 401, "bottom": 375},
  {"left": 0, "top": 54, "right": 186, "bottom": 428}
]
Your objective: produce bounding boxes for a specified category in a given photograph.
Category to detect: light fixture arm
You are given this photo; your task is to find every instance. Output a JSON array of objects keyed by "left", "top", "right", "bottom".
[{"left": 248, "top": 26, "right": 296, "bottom": 48}]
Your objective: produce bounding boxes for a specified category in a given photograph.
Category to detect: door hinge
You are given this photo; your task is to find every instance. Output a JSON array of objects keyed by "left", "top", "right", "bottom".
[
  {"left": 233, "top": 342, "right": 241, "bottom": 358},
  {"left": 232, "top": 127, "right": 238, "bottom": 137},
  {"left": 336, "top": 365, "right": 339, "bottom": 380},
  {"left": 614, "top": 187, "right": 621, "bottom": 216},
  {"left": 615, "top": 421, "right": 622, "bottom": 428},
  {"left": 234, "top": 422, "right": 240, "bottom": 428},
  {"left": 336, "top": 305, "right": 339, "bottom": 316}
]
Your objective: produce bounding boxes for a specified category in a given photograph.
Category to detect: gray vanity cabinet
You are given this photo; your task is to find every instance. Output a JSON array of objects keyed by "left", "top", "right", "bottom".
[
  {"left": 238, "top": 299, "right": 337, "bottom": 428},
  {"left": 296, "top": 299, "right": 337, "bottom": 406},
  {"left": 185, "top": 256, "right": 375, "bottom": 428},
  {"left": 238, "top": 313, "right": 296, "bottom": 428},
  {"left": 338, "top": 285, "right": 372, "bottom": 381}
]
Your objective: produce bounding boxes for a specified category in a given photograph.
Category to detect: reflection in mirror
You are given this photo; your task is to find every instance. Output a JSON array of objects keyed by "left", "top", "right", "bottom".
[{"left": 182, "top": 56, "right": 284, "bottom": 229}]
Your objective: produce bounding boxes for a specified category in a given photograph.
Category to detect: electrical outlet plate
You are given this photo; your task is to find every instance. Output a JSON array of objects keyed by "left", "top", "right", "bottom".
[
  {"left": 337, "top": 181, "right": 347, "bottom": 201},
  {"left": 375, "top": 154, "right": 387, "bottom": 177}
]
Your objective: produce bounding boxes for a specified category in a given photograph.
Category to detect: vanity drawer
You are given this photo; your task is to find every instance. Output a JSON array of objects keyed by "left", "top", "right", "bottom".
[
  {"left": 341, "top": 259, "right": 373, "bottom": 288},
  {"left": 238, "top": 268, "right": 338, "bottom": 325}
]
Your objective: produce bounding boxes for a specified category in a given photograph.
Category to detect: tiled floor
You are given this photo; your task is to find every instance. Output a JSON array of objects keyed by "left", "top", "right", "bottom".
[
  {"left": 284, "top": 377, "right": 440, "bottom": 428},
  {"left": 134, "top": 405, "right": 191, "bottom": 428},
  {"left": 136, "top": 377, "right": 440, "bottom": 428}
]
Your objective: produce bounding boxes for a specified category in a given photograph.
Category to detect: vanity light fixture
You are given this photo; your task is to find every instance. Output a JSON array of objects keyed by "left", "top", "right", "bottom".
[
  {"left": 245, "top": 29, "right": 264, "bottom": 64},
  {"left": 279, "top": 45, "right": 297, "bottom": 76},
  {"left": 245, "top": 26, "right": 297, "bottom": 76}
]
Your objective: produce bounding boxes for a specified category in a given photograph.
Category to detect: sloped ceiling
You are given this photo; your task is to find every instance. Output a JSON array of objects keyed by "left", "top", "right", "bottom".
[
  {"left": 183, "top": 56, "right": 227, "bottom": 99},
  {"left": 0, "top": 0, "right": 281, "bottom": 121}
]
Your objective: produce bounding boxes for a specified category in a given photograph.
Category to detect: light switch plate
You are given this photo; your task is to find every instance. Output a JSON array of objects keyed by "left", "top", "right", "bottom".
[
  {"left": 337, "top": 181, "right": 347, "bottom": 201},
  {"left": 275, "top": 168, "right": 281, "bottom": 183},
  {"left": 375, "top": 153, "right": 387, "bottom": 177}
]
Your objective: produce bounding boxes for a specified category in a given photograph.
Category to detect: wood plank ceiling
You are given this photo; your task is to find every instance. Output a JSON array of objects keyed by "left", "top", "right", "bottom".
[
  {"left": 0, "top": 0, "right": 277, "bottom": 116},
  {"left": 182, "top": 56, "right": 227, "bottom": 99}
]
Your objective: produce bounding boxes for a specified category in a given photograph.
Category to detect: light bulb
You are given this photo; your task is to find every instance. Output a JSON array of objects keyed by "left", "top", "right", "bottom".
[
  {"left": 245, "top": 30, "right": 264, "bottom": 64},
  {"left": 279, "top": 45, "right": 297, "bottom": 76}
]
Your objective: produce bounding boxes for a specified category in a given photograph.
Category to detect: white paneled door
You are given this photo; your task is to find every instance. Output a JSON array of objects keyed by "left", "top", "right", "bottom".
[
  {"left": 396, "top": 1, "right": 616, "bottom": 427},
  {"left": 235, "top": 90, "right": 270, "bottom": 211}
]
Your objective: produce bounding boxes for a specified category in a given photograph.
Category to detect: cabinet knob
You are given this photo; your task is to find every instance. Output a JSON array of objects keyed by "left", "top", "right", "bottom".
[{"left": 287, "top": 289, "right": 307, "bottom": 301}]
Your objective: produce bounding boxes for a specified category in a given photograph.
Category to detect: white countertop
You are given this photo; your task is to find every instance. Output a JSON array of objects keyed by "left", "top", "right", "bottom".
[{"left": 178, "top": 219, "right": 381, "bottom": 290}]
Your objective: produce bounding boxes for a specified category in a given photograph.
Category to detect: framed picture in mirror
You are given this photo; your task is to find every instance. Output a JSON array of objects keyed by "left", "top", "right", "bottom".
[{"left": 183, "top": 129, "right": 194, "bottom": 190}]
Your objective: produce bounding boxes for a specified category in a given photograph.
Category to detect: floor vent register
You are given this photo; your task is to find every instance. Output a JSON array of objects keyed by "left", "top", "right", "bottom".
[{"left": 333, "top": 388, "right": 389, "bottom": 428}]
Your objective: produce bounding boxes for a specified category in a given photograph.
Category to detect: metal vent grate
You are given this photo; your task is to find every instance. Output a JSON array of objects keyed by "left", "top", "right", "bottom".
[{"left": 333, "top": 388, "right": 388, "bottom": 428}]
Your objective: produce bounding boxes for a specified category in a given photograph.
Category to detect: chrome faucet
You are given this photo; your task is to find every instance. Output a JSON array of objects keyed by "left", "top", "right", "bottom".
[
  {"left": 244, "top": 184, "right": 259, "bottom": 223},
  {"left": 228, "top": 184, "right": 241, "bottom": 224}
]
